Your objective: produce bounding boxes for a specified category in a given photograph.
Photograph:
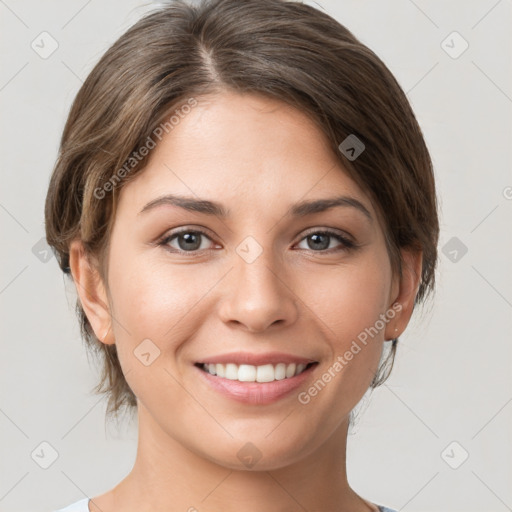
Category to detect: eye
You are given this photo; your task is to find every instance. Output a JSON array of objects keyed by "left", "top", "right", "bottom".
[
  {"left": 159, "top": 229, "right": 216, "bottom": 253},
  {"left": 158, "top": 228, "right": 357, "bottom": 255},
  {"left": 295, "top": 230, "right": 356, "bottom": 253}
]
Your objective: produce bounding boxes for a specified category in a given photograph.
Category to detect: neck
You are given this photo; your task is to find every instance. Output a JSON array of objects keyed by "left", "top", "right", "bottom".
[{"left": 109, "top": 404, "right": 377, "bottom": 512}]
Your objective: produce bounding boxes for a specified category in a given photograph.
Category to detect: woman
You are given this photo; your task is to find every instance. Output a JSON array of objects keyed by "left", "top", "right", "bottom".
[{"left": 47, "top": 0, "right": 439, "bottom": 510}]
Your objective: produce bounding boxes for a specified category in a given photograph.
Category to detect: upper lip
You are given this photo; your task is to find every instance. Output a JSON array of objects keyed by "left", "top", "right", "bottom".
[{"left": 196, "top": 351, "right": 317, "bottom": 366}]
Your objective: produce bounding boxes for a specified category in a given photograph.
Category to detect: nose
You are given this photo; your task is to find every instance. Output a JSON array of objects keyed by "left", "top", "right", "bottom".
[{"left": 218, "top": 244, "right": 299, "bottom": 333}]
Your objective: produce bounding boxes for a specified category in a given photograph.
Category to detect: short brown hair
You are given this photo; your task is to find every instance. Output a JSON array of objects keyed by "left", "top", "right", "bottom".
[{"left": 45, "top": 0, "right": 439, "bottom": 422}]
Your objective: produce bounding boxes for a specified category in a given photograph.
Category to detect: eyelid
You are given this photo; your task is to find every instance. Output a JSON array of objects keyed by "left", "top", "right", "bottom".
[
  {"left": 298, "top": 226, "right": 355, "bottom": 244},
  {"left": 158, "top": 225, "right": 217, "bottom": 243}
]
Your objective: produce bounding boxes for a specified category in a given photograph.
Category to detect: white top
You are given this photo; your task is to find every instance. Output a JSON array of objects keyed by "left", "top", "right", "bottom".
[
  {"left": 54, "top": 497, "right": 397, "bottom": 512},
  {"left": 54, "top": 498, "right": 89, "bottom": 512}
]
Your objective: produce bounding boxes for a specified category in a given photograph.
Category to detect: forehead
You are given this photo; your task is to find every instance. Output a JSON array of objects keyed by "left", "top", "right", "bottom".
[{"left": 118, "top": 90, "right": 378, "bottom": 223}]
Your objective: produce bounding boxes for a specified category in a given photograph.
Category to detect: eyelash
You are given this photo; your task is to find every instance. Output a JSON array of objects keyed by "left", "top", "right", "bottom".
[{"left": 157, "top": 227, "right": 358, "bottom": 256}]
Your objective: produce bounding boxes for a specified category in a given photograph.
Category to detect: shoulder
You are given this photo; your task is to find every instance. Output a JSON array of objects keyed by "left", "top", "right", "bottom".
[{"left": 53, "top": 497, "right": 90, "bottom": 512}]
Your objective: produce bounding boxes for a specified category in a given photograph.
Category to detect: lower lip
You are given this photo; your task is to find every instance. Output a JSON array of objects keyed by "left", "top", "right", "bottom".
[{"left": 195, "top": 364, "right": 317, "bottom": 405}]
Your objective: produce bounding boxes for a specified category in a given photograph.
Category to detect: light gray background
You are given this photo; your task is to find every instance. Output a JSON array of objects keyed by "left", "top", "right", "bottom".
[{"left": 1, "top": 1, "right": 511, "bottom": 511}]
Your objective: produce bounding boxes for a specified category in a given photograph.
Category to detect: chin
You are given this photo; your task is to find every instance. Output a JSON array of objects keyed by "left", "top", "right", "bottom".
[{"left": 197, "top": 433, "right": 315, "bottom": 472}]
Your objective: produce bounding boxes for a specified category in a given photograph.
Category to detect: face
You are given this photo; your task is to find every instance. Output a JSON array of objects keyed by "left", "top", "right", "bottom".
[{"left": 77, "top": 91, "right": 412, "bottom": 471}]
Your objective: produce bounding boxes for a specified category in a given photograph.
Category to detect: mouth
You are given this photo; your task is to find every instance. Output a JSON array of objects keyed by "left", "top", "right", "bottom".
[
  {"left": 194, "top": 354, "right": 319, "bottom": 405},
  {"left": 194, "top": 361, "right": 318, "bottom": 383}
]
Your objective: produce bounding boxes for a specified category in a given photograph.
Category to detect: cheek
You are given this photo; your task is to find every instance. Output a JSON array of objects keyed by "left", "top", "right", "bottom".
[
  {"left": 104, "top": 265, "right": 199, "bottom": 407},
  {"left": 105, "top": 241, "right": 205, "bottom": 369},
  {"left": 110, "top": 265, "right": 200, "bottom": 333},
  {"left": 305, "top": 253, "right": 392, "bottom": 340},
  {"left": 303, "top": 253, "right": 392, "bottom": 391}
]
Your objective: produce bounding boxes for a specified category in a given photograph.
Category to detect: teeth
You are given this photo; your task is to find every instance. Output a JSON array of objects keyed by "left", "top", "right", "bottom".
[
  {"left": 238, "top": 364, "right": 257, "bottom": 382},
  {"left": 202, "top": 362, "right": 311, "bottom": 382},
  {"left": 285, "top": 363, "right": 296, "bottom": 378},
  {"left": 215, "top": 363, "right": 225, "bottom": 378},
  {"left": 225, "top": 363, "right": 238, "bottom": 380},
  {"left": 274, "top": 363, "right": 286, "bottom": 380},
  {"left": 257, "top": 364, "right": 274, "bottom": 383}
]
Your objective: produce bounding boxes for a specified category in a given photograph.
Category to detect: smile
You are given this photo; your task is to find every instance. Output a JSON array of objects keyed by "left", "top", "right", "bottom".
[
  {"left": 194, "top": 357, "right": 319, "bottom": 405},
  {"left": 197, "top": 362, "right": 316, "bottom": 382}
]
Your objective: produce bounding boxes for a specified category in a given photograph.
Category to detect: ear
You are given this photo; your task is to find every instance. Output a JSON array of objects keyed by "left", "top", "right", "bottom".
[
  {"left": 68, "top": 239, "right": 114, "bottom": 345},
  {"left": 384, "top": 248, "right": 423, "bottom": 341}
]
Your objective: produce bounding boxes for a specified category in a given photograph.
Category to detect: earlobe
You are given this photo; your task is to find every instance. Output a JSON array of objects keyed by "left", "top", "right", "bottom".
[
  {"left": 68, "top": 239, "right": 114, "bottom": 345},
  {"left": 385, "top": 248, "right": 423, "bottom": 341}
]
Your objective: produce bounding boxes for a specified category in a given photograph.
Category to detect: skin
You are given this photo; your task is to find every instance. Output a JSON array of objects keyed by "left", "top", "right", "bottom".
[{"left": 69, "top": 90, "right": 422, "bottom": 512}]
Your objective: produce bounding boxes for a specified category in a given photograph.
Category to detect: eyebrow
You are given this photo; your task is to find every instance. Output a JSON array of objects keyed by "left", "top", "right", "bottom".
[
  {"left": 290, "top": 196, "right": 372, "bottom": 222},
  {"left": 138, "top": 194, "right": 373, "bottom": 222}
]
